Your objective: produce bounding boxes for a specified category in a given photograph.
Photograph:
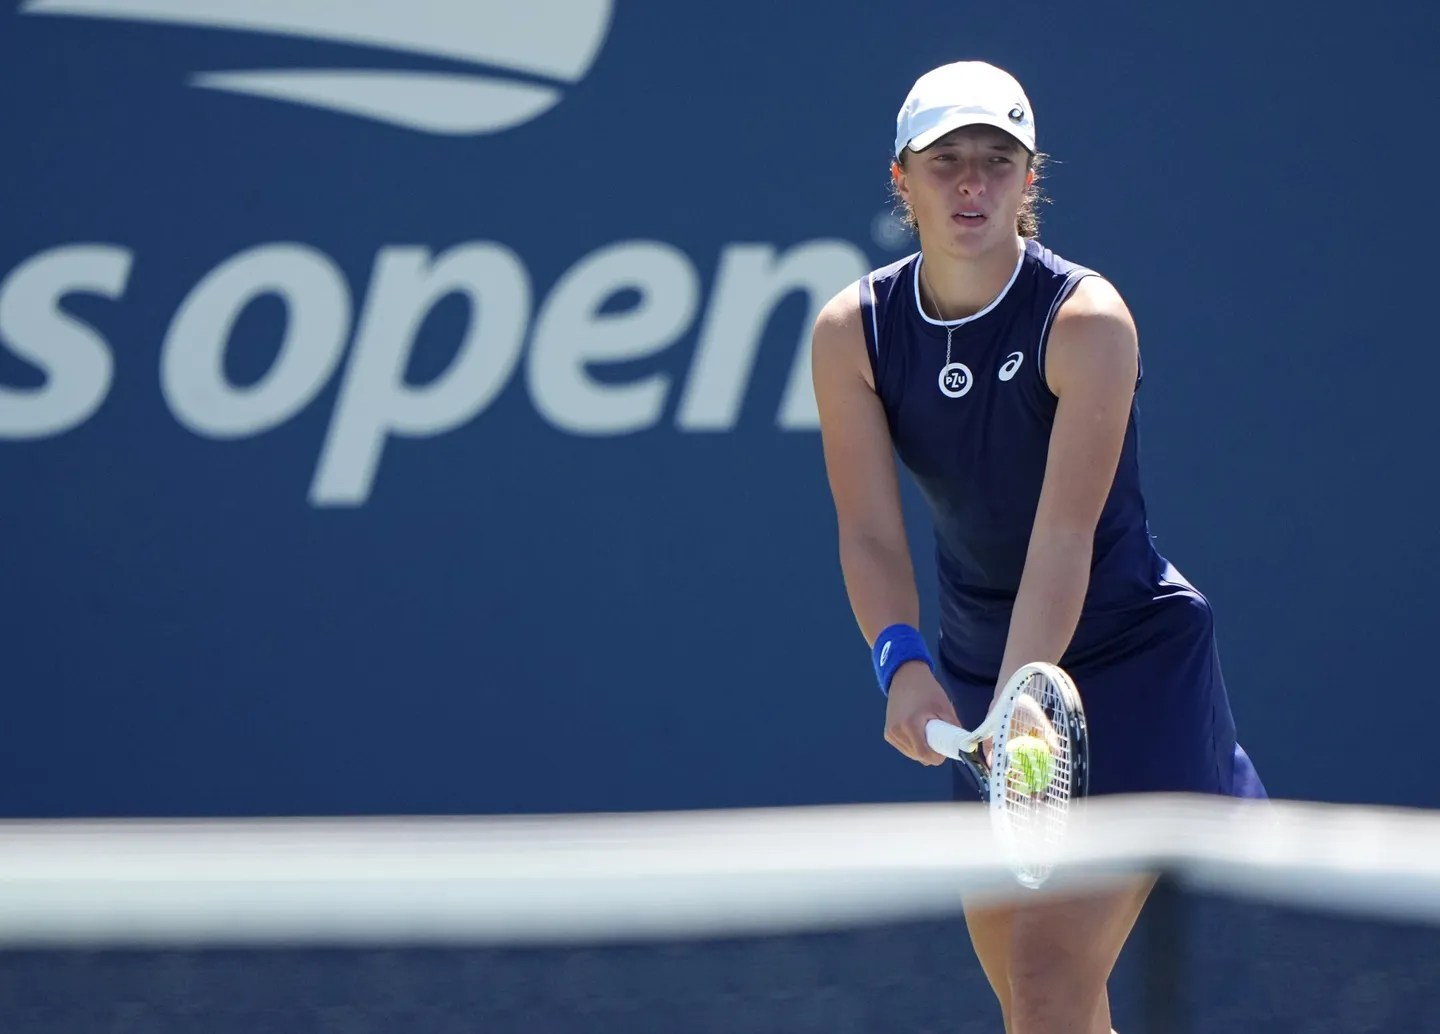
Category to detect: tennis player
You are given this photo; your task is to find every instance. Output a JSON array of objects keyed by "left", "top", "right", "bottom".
[{"left": 811, "top": 60, "right": 1267, "bottom": 1033}]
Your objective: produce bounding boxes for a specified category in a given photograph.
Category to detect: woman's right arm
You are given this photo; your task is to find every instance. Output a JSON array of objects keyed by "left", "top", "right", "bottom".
[{"left": 810, "top": 287, "right": 959, "bottom": 765}]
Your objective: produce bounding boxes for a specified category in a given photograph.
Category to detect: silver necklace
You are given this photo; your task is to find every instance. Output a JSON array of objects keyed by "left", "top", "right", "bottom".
[{"left": 923, "top": 266, "right": 973, "bottom": 399}]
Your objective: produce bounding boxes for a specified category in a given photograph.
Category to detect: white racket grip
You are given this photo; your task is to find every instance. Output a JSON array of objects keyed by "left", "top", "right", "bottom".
[{"left": 925, "top": 718, "right": 978, "bottom": 759}]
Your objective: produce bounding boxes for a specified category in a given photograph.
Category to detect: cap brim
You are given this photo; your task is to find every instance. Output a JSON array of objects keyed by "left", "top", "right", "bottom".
[{"left": 904, "top": 114, "right": 1034, "bottom": 155}]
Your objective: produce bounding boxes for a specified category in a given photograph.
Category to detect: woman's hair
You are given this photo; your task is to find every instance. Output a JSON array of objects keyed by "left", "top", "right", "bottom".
[{"left": 891, "top": 148, "right": 1049, "bottom": 239}]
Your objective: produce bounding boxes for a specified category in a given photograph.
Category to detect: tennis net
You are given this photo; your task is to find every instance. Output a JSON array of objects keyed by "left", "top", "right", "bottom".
[{"left": 1, "top": 795, "right": 1437, "bottom": 1032}]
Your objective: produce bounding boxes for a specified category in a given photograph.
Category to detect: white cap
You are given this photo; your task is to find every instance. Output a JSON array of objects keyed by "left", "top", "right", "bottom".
[{"left": 894, "top": 61, "right": 1036, "bottom": 158}]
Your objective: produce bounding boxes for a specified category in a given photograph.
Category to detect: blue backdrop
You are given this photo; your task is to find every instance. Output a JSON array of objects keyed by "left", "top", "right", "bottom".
[{"left": 2, "top": 0, "right": 1437, "bottom": 817}]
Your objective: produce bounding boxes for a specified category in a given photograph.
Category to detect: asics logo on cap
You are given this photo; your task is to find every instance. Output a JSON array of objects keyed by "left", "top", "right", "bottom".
[{"left": 20, "top": 0, "right": 613, "bottom": 135}]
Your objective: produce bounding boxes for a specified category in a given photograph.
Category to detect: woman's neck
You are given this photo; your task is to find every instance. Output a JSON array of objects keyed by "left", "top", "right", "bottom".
[{"left": 918, "top": 235, "right": 1025, "bottom": 321}]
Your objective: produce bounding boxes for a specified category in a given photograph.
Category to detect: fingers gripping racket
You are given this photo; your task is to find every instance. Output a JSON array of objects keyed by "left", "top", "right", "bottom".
[{"left": 925, "top": 662, "right": 1089, "bottom": 889}]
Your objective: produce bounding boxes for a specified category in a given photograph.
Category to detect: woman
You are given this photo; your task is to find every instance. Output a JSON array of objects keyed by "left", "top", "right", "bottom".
[{"left": 811, "top": 60, "right": 1266, "bottom": 1034}]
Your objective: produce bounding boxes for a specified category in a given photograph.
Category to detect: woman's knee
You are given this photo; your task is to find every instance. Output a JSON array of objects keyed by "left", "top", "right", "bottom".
[
  {"left": 1002, "top": 888, "right": 1147, "bottom": 1032},
  {"left": 1007, "top": 936, "right": 1109, "bottom": 1000},
  {"left": 1007, "top": 966, "right": 1107, "bottom": 1034}
]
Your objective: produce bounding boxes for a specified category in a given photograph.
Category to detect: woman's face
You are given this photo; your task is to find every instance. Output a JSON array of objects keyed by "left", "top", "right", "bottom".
[{"left": 894, "top": 125, "right": 1030, "bottom": 256}]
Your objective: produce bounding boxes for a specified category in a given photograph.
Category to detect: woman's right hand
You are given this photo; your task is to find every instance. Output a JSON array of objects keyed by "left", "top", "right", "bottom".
[{"left": 884, "top": 662, "right": 962, "bottom": 766}]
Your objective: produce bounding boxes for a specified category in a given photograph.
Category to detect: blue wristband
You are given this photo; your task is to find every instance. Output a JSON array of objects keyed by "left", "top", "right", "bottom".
[{"left": 871, "top": 623, "right": 934, "bottom": 697}]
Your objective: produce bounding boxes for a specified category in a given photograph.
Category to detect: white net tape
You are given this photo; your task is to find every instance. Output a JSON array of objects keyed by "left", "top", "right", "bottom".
[{"left": 2, "top": 795, "right": 1439, "bottom": 947}]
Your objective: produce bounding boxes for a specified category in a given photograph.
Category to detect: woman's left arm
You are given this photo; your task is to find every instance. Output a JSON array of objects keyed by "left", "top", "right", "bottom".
[{"left": 992, "top": 276, "right": 1140, "bottom": 699}]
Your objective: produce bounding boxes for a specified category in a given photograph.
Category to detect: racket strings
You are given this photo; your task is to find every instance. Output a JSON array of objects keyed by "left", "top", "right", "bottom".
[{"left": 996, "top": 672, "right": 1078, "bottom": 885}]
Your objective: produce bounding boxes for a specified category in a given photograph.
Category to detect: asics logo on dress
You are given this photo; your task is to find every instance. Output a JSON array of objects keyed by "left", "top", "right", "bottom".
[
  {"left": 998, "top": 352, "right": 1024, "bottom": 381},
  {"left": 20, "top": 0, "right": 614, "bottom": 135}
]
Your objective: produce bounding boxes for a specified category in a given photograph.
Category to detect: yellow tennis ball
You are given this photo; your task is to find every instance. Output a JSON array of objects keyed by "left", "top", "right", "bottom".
[{"left": 1005, "top": 735, "right": 1054, "bottom": 795}]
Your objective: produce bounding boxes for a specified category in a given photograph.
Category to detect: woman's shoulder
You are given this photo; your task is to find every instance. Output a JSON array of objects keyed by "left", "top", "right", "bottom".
[
  {"left": 1023, "top": 237, "right": 1101, "bottom": 284},
  {"left": 864, "top": 251, "right": 919, "bottom": 285}
]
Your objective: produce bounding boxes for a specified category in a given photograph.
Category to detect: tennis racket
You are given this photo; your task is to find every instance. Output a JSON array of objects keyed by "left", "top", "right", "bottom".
[{"left": 925, "top": 661, "right": 1089, "bottom": 889}]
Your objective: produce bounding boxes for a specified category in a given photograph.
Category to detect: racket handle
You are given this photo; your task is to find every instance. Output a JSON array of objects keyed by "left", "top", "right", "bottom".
[{"left": 925, "top": 718, "right": 977, "bottom": 759}]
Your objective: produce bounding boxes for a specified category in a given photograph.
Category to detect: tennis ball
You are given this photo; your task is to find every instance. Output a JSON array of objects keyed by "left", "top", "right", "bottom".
[{"left": 1005, "top": 735, "right": 1054, "bottom": 795}]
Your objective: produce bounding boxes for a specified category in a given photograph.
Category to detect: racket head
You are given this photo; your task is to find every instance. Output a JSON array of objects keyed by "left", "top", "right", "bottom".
[{"left": 987, "top": 661, "right": 1089, "bottom": 888}]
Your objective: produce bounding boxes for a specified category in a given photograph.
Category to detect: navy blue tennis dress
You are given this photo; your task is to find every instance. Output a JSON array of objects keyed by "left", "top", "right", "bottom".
[{"left": 859, "top": 239, "right": 1266, "bottom": 801}]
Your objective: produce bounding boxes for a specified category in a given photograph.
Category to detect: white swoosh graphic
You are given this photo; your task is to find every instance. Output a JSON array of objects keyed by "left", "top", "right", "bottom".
[
  {"left": 193, "top": 70, "right": 561, "bottom": 136},
  {"left": 22, "top": 0, "right": 613, "bottom": 81}
]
